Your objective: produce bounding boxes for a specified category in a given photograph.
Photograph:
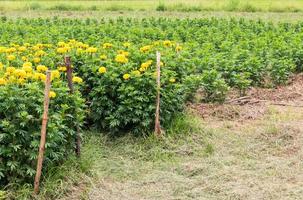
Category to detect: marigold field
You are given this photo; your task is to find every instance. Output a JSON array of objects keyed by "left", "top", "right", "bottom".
[{"left": 1, "top": 17, "right": 303, "bottom": 197}]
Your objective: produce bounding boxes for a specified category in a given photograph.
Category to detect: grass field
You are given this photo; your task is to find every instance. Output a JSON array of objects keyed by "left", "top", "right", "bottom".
[
  {"left": 1, "top": 0, "right": 303, "bottom": 12},
  {"left": 1, "top": 11, "right": 303, "bottom": 23}
]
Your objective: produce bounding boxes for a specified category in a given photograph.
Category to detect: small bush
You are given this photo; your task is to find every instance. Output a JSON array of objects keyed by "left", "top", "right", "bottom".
[
  {"left": 27, "top": 3, "right": 41, "bottom": 11},
  {"left": 201, "top": 70, "right": 229, "bottom": 103},
  {"left": 156, "top": 3, "right": 167, "bottom": 11},
  {"left": 225, "top": 0, "right": 240, "bottom": 11},
  {"left": 90, "top": 5, "right": 98, "bottom": 11},
  {"left": 49, "top": 4, "right": 82, "bottom": 11},
  {"left": 240, "top": 3, "right": 258, "bottom": 12},
  {"left": 106, "top": 5, "right": 133, "bottom": 11},
  {"left": 0, "top": 82, "right": 85, "bottom": 186}
]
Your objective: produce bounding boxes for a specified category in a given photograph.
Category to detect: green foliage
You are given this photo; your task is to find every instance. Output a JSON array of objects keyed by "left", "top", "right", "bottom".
[
  {"left": 232, "top": 72, "right": 252, "bottom": 96},
  {"left": 269, "top": 58, "right": 296, "bottom": 85},
  {"left": 201, "top": 70, "right": 230, "bottom": 103},
  {"left": 0, "top": 17, "right": 303, "bottom": 186},
  {"left": 74, "top": 43, "right": 186, "bottom": 134},
  {"left": 0, "top": 82, "right": 85, "bottom": 186},
  {"left": 156, "top": 2, "right": 167, "bottom": 11}
]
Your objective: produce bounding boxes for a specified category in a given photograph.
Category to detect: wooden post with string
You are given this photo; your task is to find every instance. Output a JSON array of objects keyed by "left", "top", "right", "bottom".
[
  {"left": 154, "top": 51, "right": 162, "bottom": 136},
  {"left": 64, "top": 56, "right": 81, "bottom": 157},
  {"left": 34, "top": 70, "right": 51, "bottom": 194}
]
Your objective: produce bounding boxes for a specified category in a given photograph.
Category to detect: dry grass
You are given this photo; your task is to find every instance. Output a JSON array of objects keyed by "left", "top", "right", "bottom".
[
  {"left": 60, "top": 103, "right": 303, "bottom": 200},
  {"left": 2, "top": 11, "right": 303, "bottom": 23}
]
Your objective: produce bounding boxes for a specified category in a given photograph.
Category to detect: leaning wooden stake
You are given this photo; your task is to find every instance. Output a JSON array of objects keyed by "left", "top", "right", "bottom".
[
  {"left": 64, "top": 56, "right": 81, "bottom": 157},
  {"left": 34, "top": 70, "right": 51, "bottom": 194},
  {"left": 154, "top": 51, "right": 162, "bottom": 136}
]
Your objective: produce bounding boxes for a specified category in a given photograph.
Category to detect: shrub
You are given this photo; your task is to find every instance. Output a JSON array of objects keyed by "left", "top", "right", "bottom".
[
  {"left": 201, "top": 70, "right": 229, "bottom": 103},
  {"left": 27, "top": 3, "right": 42, "bottom": 11},
  {"left": 0, "top": 82, "right": 85, "bottom": 186},
  {"left": 74, "top": 41, "right": 187, "bottom": 134},
  {"left": 156, "top": 3, "right": 167, "bottom": 11}
]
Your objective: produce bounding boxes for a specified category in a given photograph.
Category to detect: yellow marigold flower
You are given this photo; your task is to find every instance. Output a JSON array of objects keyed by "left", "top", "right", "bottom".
[
  {"left": 17, "top": 78, "right": 25, "bottom": 85},
  {"left": 153, "top": 41, "right": 160, "bottom": 46},
  {"left": 141, "top": 62, "right": 149, "bottom": 69},
  {"left": 58, "top": 66, "right": 67, "bottom": 72},
  {"left": 115, "top": 54, "right": 128, "bottom": 64},
  {"left": 6, "top": 67, "right": 16, "bottom": 74},
  {"left": 26, "top": 72, "right": 33, "bottom": 79},
  {"left": 76, "top": 48, "right": 83, "bottom": 55},
  {"left": 36, "top": 65, "right": 48, "bottom": 72},
  {"left": 160, "top": 62, "right": 164, "bottom": 67},
  {"left": 51, "top": 70, "right": 60, "bottom": 80},
  {"left": 0, "top": 78, "right": 7, "bottom": 85},
  {"left": 57, "top": 41, "right": 66, "bottom": 47},
  {"left": 0, "top": 62, "right": 3, "bottom": 70},
  {"left": 124, "top": 52, "right": 129, "bottom": 57},
  {"left": 36, "top": 43, "right": 43, "bottom": 48},
  {"left": 49, "top": 91, "right": 56, "bottom": 98},
  {"left": 14, "top": 69, "right": 27, "bottom": 78},
  {"left": 33, "top": 72, "right": 41, "bottom": 80},
  {"left": 75, "top": 42, "right": 84, "bottom": 48},
  {"left": 100, "top": 54, "right": 107, "bottom": 60},
  {"left": 103, "top": 43, "right": 113, "bottom": 49},
  {"left": 98, "top": 66, "right": 107, "bottom": 74},
  {"left": 131, "top": 70, "right": 140, "bottom": 76},
  {"left": 169, "top": 78, "right": 176, "bottom": 83},
  {"left": 33, "top": 57, "right": 41, "bottom": 63},
  {"left": 86, "top": 47, "right": 98, "bottom": 53},
  {"left": 140, "top": 45, "right": 152, "bottom": 53},
  {"left": 34, "top": 50, "right": 46, "bottom": 57},
  {"left": 123, "top": 42, "right": 131, "bottom": 48},
  {"left": 82, "top": 44, "right": 89, "bottom": 49},
  {"left": 32, "top": 45, "right": 40, "bottom": 51},
  {"left": 57, "top": 47, "right": 67, "bottom": 54},
  {"left": 40, "top": 74, "right": 46, "bottom": 81},
  {"left": 176, "top": 45, "right": 182, "bottom": 51},
  {"left": 0, "top": 47, "right": 6, "bottom": 53},
  {"left": 163, "top": 40, "right": 172, "bottom": 47},
  {"left": 22, "top": 65, "right": 33, "bottom": 73},
  {"left": 140, "top": 61, "right": 152, "bottom": 72},
  {"left": 6, "top": 47, "right": 16, "bottom": 53},
  {"left": 23, "top": 62, "right": 32, "bottom": 68},
  {"left": 118, "top": 50, "right": 129, "bottom": 57},
  {"left": 123, "top": 73, "right": 130, "bottom": 80},
  {"left": 69, "top": 39, "right": 76, "bottom": 44},
  {"left": 21, "top": 56, "right": 28, "bottom": 62},
  {"left": 7, "top": 54, "right": 16, "bottom": 61},
  {"left": 18, "top": 46, "right": 27, "bottom": 52},
  {"left": 72, "top": 76, "right": 83, "bottom": 84}
]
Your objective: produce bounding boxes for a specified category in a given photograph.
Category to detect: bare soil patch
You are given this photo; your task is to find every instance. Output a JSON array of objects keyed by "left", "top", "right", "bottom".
[{"left": 190, "top": 74, "right": 303, "bottom": 121}]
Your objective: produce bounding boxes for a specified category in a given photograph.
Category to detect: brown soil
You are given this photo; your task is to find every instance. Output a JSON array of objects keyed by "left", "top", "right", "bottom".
[{"left": 190, "top": 74, "right": 303, "bottom": 121}]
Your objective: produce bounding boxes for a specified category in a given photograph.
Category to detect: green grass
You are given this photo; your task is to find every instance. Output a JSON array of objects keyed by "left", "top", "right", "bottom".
[
  {"left": 1, "top": 0, "right": 303, "bottom": 12},
  {"left": 2, "top": 136, "right": 99, "bottom": 200},
  {"left": 3, "top": 114, "right": 204, "bottom": 199}
]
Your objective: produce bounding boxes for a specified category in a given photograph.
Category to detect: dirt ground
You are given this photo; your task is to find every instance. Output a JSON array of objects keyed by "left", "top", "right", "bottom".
[{"left": 62, "top": 74, "right": 303, "bottom": 200}]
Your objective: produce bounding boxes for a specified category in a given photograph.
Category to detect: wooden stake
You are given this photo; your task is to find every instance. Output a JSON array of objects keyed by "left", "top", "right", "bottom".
[
  {"left": 65, "top": 56, "right": 74, "bottom": 93},
  {"left": 64, "top": 56, "right": 81, "bottom": 157},
  {"left": 34, "top": 70, "right": 51, "bottom": 194},
  {"left": 154, "top": 51, "right": 162, "bottom": 136}
]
